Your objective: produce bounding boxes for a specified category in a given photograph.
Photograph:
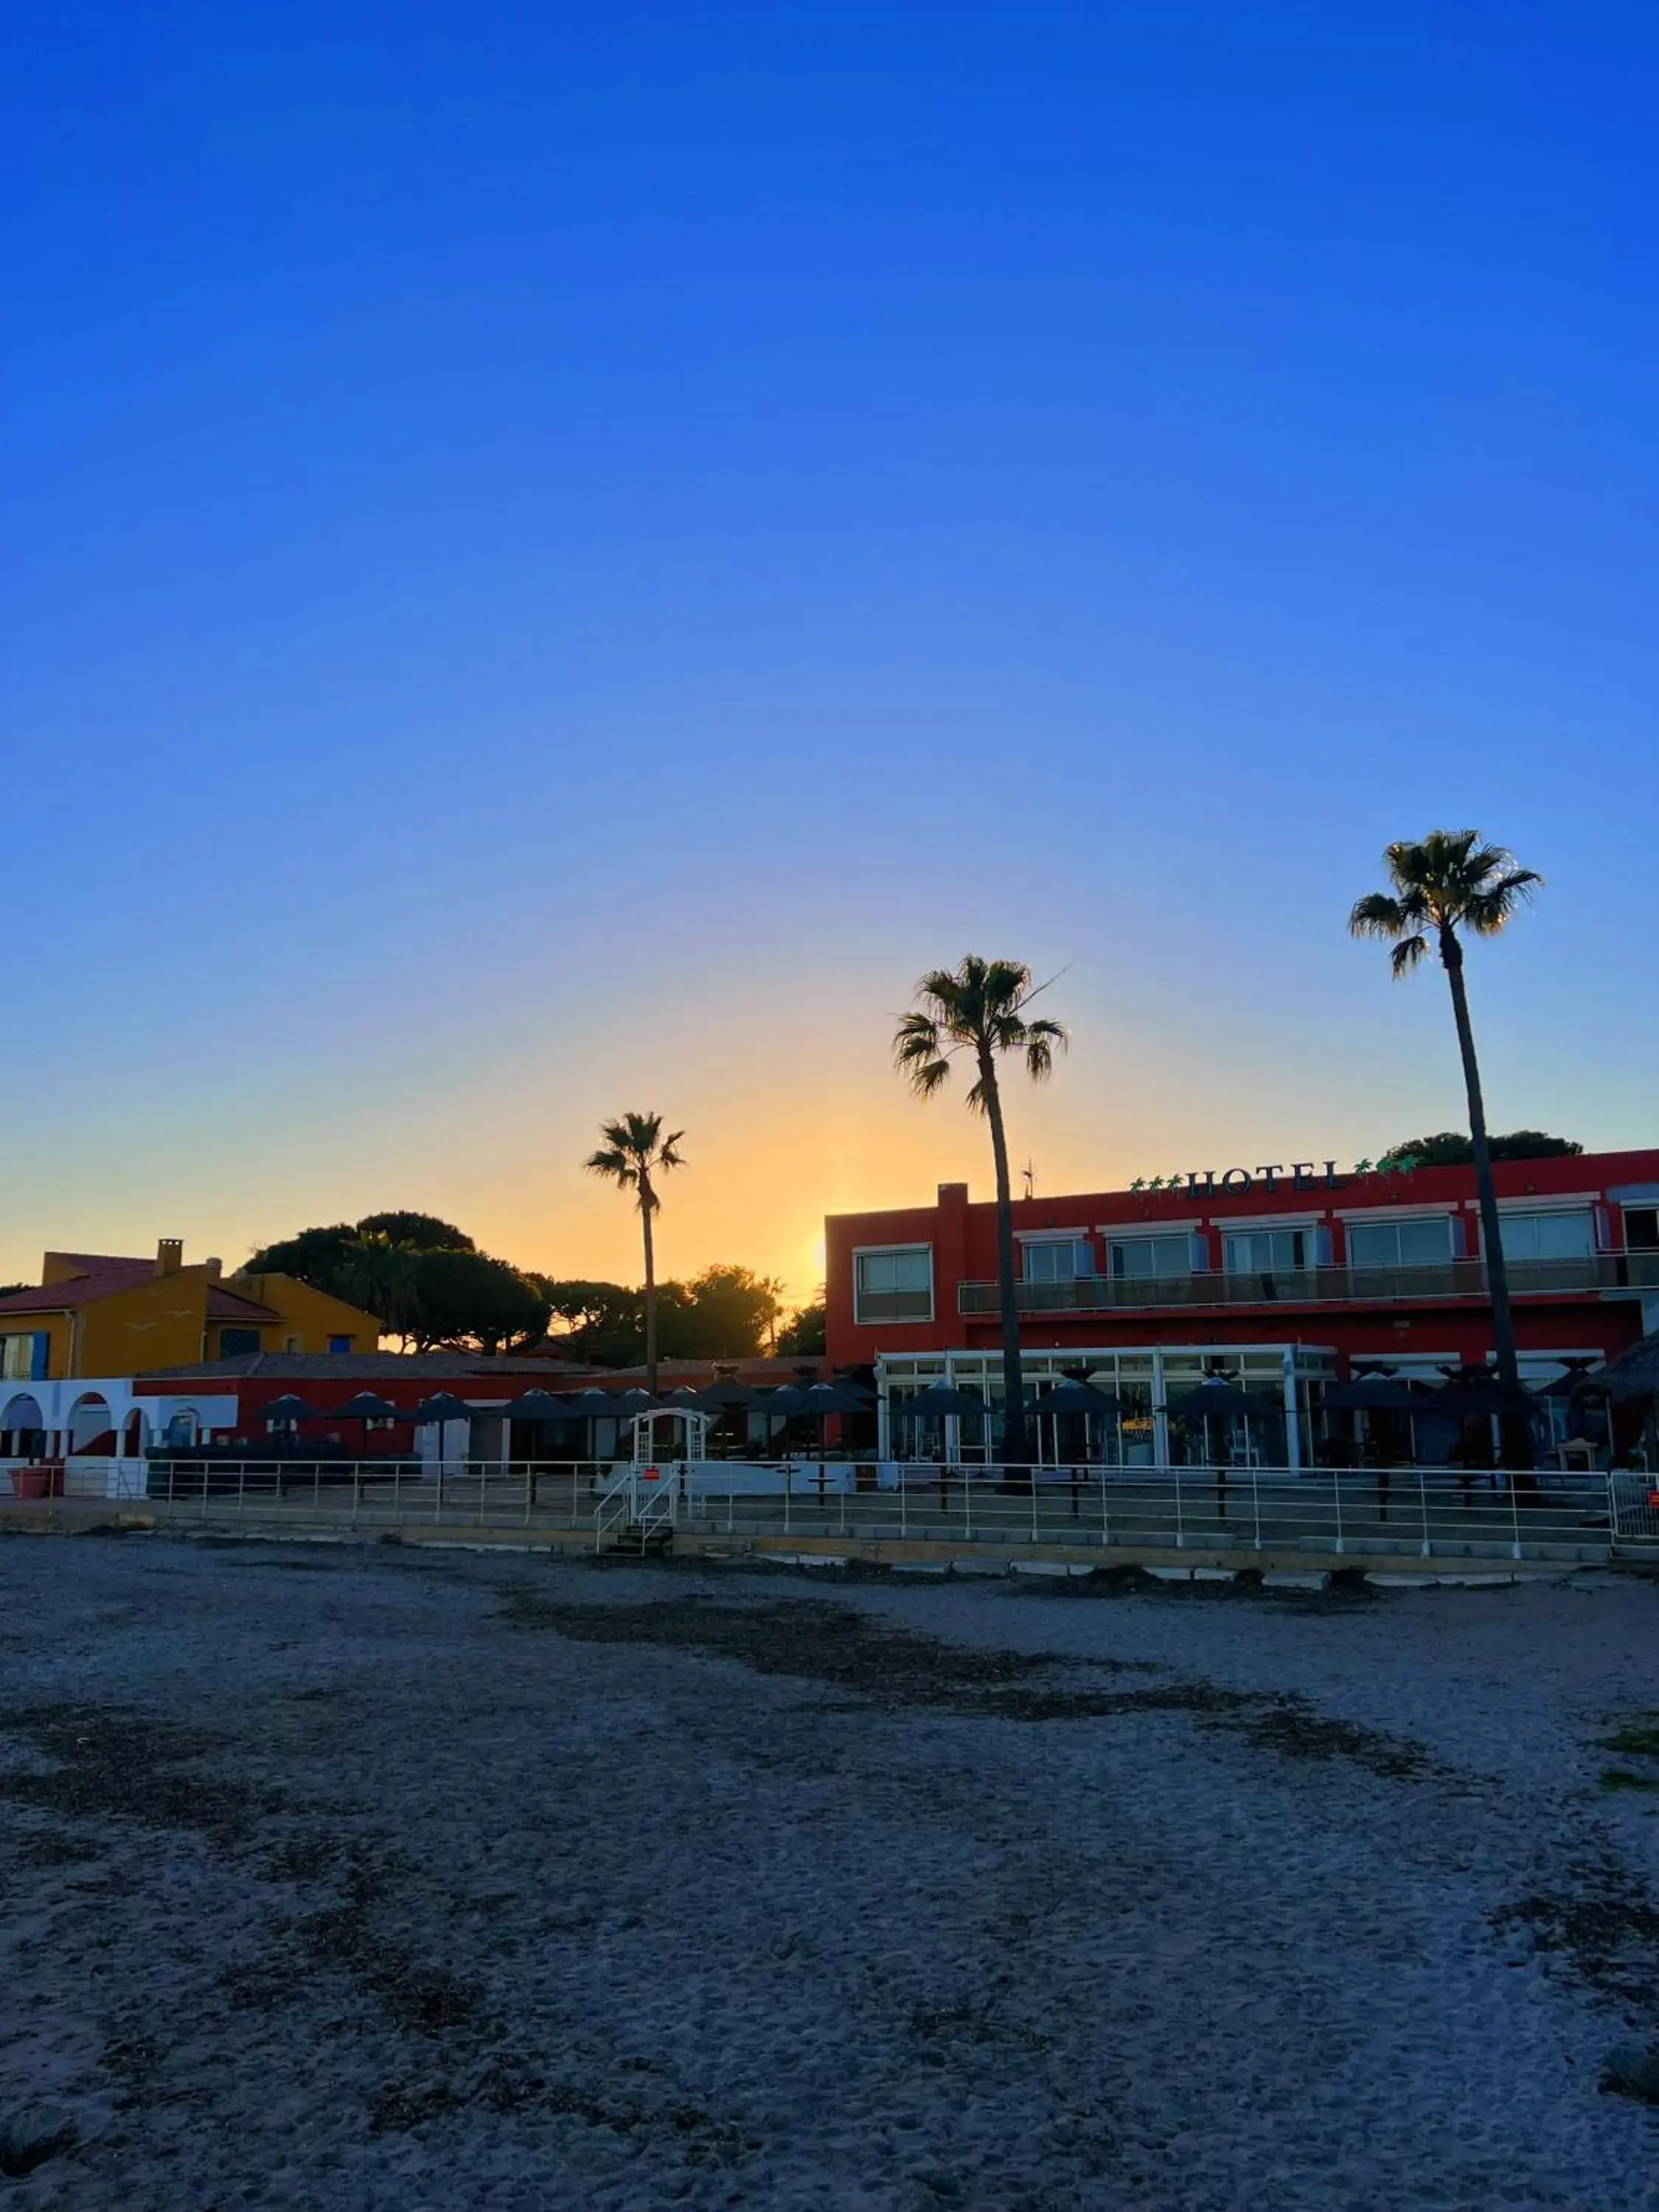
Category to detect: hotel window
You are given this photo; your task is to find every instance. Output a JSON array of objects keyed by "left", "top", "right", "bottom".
[
  {"left": 218, "top": 1328, "right": 262, "bottom": 1357},
  {"left": 1224, "top": 1227, "right": 1326, "bottom": 1275},
  {"left": 853, "top": 1247, "right": 933, "bottom": 1325},
  {"left": 1498, "top": 1210, "right": 1593, "bottom": 1262},
  {"left": 1108, "top": 1236, "right": 1198, "bottom": 1279},
  {"left": 1023, "top": 1239, "right": 1096, "bottom": 1283},
  {"left": 1625, "top": 1207, "right": 1659, "bottom": 1252},
  {"left": 1347, "top": 1217, "right": 1455, "bottom": 1268}
]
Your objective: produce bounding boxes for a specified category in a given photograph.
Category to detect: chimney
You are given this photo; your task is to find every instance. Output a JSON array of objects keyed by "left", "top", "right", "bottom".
[
  {"left": 204, "top": 1256, "right": 223, "bottom": 1280},
  {"left": 156, "top": 1239, "right": 184, "bottom": 1276}
]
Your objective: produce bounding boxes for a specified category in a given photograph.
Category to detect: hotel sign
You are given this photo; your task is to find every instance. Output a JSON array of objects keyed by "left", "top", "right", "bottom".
[{"left": 1128, "top": 1152, "right": 1426, "bottom": 1197}]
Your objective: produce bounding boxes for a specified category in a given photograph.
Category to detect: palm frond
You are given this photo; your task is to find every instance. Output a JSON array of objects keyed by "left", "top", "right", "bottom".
[
  {"left": 584, "top": 1146, "right": 639, "bottom": 1188},
  {"left": 911, "top": 969, "right": 970, "bottom": 1029},
  {"left": 1389, "top": 935, "right": 1430, "bottom": 977},
  {"left": 657, "top": 1129, "right": 687, "bottom": 1171},
  {"left": 1349, "top": 892, "right": 1408, "bottom": 939},
  {"left": 1461, "top": 868, "right": 1543, "bottom": 935},
  {"left": 980, "top": 957, "right": 1034, "bottom": 1009},
  {"left": 893, "top": 1010, "right": 954, "bottom": 1096},
  {"left": 1023, "top": 1017, "right": 1068, "bottom": 1080}
]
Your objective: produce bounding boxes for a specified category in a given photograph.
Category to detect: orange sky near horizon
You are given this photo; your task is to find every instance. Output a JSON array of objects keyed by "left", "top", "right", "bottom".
[{"left": 5, "top": 935, "right": 1650, "bottom": 1315}]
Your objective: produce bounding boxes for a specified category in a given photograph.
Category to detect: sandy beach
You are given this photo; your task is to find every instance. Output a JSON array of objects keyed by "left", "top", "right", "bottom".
[{"left": 1, "top": 1535, "right": 1657, "bottom": 2209}]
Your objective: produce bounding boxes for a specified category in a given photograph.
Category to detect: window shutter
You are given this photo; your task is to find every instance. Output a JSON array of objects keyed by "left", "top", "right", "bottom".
[
  {"left": 30, "top": 1332, "right": 49, "bottom": 1380},
  {"left": 1315, "top": 1225, "right": 1333, "bottom": 1267}
]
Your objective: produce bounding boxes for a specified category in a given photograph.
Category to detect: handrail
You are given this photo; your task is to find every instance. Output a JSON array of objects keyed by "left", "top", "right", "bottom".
[
  {"left": 592, "top": 1461, "right": 681, "bottom": 1551},
  {"left": 593, "top": 1464, "right": 637, "bottom": 1551},
  {"left": 957, "top": 1249, "right": 1659, "bottom": 1316}
]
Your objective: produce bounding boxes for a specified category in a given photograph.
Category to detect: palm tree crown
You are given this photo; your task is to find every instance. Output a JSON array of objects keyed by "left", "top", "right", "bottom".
[
  {"left": 894, "top": 957, "right": 1068, "bottom": 1105},
  {"left": 583, "top": 1112, "right": 686, "bottom": 1207},
  {"left": 1348, "top": 830, "right": 1542, "bottom": 975}
]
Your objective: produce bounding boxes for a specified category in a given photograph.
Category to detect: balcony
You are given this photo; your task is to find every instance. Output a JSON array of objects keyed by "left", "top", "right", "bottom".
[
  {"left": 956, "top": 1249, "right": 1659, "bottom": 1318},
  {"left": 853, "top": 1289, "right": 935, "bottom": 1325}
]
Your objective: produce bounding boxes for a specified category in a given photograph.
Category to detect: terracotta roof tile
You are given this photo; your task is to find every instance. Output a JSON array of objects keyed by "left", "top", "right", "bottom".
[
  {"left": 0, "top": 1270, "right": 164, "bottom": 1314},
  {"left": 0, "top": 1273, "right": 277, "bottom": 1322}
]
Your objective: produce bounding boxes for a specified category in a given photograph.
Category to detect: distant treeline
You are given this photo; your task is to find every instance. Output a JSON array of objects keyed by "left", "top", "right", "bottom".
[{"left": 248, "top": 1211, "right": 823, "bottom": 1362}]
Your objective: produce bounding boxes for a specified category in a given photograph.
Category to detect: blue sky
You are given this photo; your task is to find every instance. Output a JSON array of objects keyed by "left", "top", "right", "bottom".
[{"left": 4, "top": 1, "right": 1655, "bottom": 1298}]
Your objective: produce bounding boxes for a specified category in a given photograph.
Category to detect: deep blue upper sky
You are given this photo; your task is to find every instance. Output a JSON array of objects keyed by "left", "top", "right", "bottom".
[{"left": 4, "top": 2, "right": 1655, "bottom": 1293}]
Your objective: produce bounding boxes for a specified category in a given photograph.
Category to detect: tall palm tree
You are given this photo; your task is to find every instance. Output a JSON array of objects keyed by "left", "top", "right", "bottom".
[
  {"left": 894, "top": 957, "right": 1068, "bottom": 1470},
  {"left": 1349, "top": 831, "right": 1543, "bottom": 1428},
  {"left": 584, "top": 1112, "right": 686, "bottom": 1396}
]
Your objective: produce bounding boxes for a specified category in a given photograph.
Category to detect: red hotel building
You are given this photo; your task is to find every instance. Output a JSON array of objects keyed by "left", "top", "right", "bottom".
[{"left": 825, "top": 1147, "right": 1659, "bottom": 1466}]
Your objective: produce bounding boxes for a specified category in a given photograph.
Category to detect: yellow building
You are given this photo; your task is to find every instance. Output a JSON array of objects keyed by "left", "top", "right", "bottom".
[{"left": 0, "top": 1241, "right": 381, "bottom": 1382}]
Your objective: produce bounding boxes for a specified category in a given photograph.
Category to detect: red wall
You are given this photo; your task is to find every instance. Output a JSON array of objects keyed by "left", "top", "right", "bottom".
[{"left": 826, "top": 1147, "right": 1659, "bottom": 1374}]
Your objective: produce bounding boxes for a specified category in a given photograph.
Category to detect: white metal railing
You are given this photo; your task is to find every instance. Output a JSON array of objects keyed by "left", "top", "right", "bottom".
[
  {"left": 673, "top": 1460, "right": 1618, "bottom": 1563},
  {"left": 1, "top": 1455, "right": 1641, "bottom": 1565},
  {"left": 956, "top": 1249, "right": 1659, "bottom": 1315},
  {"left": 633, "top": 1463, "right": 681, "bottom": 1543},
  {"left": 593, "top": 1464, "right": 638, "bottom": 1552}
]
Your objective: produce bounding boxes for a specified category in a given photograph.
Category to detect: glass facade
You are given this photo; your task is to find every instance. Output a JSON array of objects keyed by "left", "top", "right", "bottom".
[{"left": 878, "top": 1346, "right": 1333, "bottom": 1470}]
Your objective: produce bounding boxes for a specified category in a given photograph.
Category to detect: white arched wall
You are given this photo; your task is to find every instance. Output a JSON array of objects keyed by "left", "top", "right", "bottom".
[
  {"left": 1, "top": 1380, "right": 240, "bottom": 1500},
  {"left": 1, "top": 1394, "right": 46, "bottom": 1451},
  {"left": 67, "top": 1393, "right": 114, "bottom": 1454}
]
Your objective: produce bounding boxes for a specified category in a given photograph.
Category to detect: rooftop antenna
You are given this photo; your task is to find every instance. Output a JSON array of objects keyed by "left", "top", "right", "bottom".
[{"left": 1021, "top": 1160, "right": 1035, "bottom": 1201}]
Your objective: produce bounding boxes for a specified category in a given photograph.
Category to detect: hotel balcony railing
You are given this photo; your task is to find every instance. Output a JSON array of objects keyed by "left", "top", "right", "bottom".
[
  {"left": 853, "top": 1290, "right": 936, "bottom": 1325},
  {"left": 956, "top": 1248, "right": 1659, "bottom": 1318}
]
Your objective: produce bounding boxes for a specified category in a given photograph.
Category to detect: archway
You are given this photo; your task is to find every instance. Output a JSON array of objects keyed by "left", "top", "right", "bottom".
[
  {"left": 67, "top": 1393, "right": 114, "bottom": 1455},
  {"left": 122, "top": 1408, "right": 148, "bottom": 1458},
  {"left": 1, "top": 1394, "right": 45, "bottom": 1457}
]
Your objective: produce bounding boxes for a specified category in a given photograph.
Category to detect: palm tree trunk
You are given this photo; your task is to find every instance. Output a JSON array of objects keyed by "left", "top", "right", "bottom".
[
  {"left": 640, "top": 1186, "right": 658, "bottom": 1399},
  {"left": 1442, "top": 937, "right": 1531, "bottom": 1470},
  {"left": 980, "top": 1054, "right": 1029, "bottom": 1470}
]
